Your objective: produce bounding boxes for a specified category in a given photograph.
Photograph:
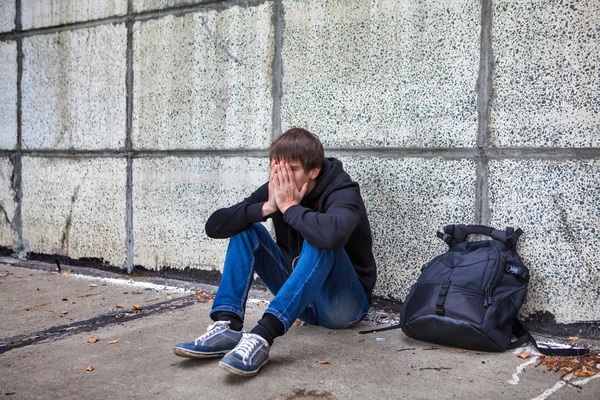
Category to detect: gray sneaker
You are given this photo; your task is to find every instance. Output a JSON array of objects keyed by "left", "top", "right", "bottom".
[
  {"left": 173, "top": 321, "right": 243, "bottom": 359},
  {"left": 219, "top": 333, "right": 270, "bottom": 376}
]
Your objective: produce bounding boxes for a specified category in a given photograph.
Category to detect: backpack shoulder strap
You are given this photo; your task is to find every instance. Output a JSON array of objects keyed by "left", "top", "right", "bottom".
[
  {"left": 358, "top": 322, "right": 402, "bottom": 334},
  {"left": 509, "top": 320, "right": 590, "bottom": 356}
]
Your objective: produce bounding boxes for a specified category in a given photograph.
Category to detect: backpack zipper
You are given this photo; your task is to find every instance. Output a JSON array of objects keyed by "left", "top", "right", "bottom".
[{"left": 483, "top": 246, "right": 503, "bottom": 307}]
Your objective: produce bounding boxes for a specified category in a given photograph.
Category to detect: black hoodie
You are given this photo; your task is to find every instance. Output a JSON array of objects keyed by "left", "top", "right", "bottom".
[{"left": 205, "top": 157, "right": 377, "bottom": 303}]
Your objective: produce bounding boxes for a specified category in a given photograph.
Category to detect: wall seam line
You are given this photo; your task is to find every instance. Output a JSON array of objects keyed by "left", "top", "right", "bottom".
[
  {"left": 475, "top": 0, "right": 494, "bottom": 225},
  {"left": 271, "top": 0, "right": 283, "bottom": 141},
  {"left": 125, "top": 0, "right": 134, "bottom": 273},
  {"left": 11, "top": 0, "right": 26, "bottom": 259}
]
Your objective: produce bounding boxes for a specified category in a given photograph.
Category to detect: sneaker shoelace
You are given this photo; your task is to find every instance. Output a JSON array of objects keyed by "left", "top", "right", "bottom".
[
  {"left": 194, "top": 321, "right": 229, "bottom": 345},
  {"left": 236, "top": 335, "right": 261, "bottom": 361}
]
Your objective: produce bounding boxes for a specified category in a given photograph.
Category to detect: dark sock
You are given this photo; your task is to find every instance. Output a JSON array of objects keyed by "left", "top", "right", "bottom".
[
  {"left": 212, "top": 311, "right": 243, "bottom": 331},
  {"left": 250, "top": 313, "right": 284, "bottom": 346}
]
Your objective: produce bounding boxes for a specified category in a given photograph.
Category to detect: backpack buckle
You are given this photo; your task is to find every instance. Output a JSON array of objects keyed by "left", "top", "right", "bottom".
[
  {"left": 505, "top": 264, "right": 530, "bottom": 282},
  {"left": 437, "top": 232, "right": 455, "bottom": 246}
]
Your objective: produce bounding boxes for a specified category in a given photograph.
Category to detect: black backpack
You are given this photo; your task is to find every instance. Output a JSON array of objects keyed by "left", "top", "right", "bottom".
[{"left": 361, "top": 225, "right": 588, "bottom": 356}]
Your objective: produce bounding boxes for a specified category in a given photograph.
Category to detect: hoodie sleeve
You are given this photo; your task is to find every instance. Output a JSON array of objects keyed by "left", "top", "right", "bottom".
[
  {"left": 205, "top": 183, "right": 269, "bottom": 239},
  {"left": 282, "top": 185, "right": 362, "bottom": 250}
]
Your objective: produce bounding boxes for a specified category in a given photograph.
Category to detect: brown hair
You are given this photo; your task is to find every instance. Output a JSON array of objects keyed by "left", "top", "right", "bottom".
[{"left": 269, "top": 128, "right": 324, "bottom": 173}]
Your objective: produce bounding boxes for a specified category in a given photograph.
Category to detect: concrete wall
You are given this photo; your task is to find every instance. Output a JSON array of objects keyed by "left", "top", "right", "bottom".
[{"left": 0, "top": 0, "right": 598, "bottom": 332}]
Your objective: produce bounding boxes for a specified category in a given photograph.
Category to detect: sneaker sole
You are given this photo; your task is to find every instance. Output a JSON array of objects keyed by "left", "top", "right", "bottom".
[
  {"left": 172, "top": 347, "right": 229, "bottom": 359},
  {"left": 218, "top": 359, "right": 269, "bottom": 377}
]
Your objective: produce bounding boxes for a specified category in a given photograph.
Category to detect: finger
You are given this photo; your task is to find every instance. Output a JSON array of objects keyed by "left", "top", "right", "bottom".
[
  {"left": 280, "top": 162, "right": 291, "bottom": 184},
  {"left": 277, "top": 162, "right": 288, "bottom": 184},
  {"left": 269, "top": 160, "right": 277, "bottom": 181},
  {"left": 299, "top": 182, "right": 308, "bottom": 198}
]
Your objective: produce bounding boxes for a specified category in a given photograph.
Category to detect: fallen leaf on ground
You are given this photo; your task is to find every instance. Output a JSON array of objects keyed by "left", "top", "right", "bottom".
[
  {"left": 456, "top": 349, "right": 468, "bottom": 353},
  {"left": 16, "top": 276, "right": 22, "bottom": 278},
  {"left": 293, "top": 319, "right": 306, "bottom": 327},
  {"left": 123, "top": 291, "right": 128, "bottom": 294},
  {"left": 87, "top": 338, "right": 99, "bottom": 344},
  {"left": 166, "top": 292, "right": 172, "bottom": 296},
  {"left": 132, "top": 290, "right": 143, "bottom": 294},
  {"left": 132, "top": 304, "right": 143, "bottom": 310},
  {"left": 61, "top": 311, "right": 68, "bottom": 315},
  {"left": 108, "top": 340, "right": 119, "bottom": 345},
  {"left": 317, "top": 360, "right": 330, "bottom": 365},
  {"left": 568, "top": 336, "right": 579, "bottom": 341},
  {"left": 517, "top": 353, "right": 531, "bottom": 359},
  {"left": 25, "top": 307, "right": 31, "bottom": 311},
  {"left": 86, "top": 365, "right": 94, "bottom": 372},
  {"left": 536, "top": 353, "right": 600, "bottom": 378},
  {"left": 60, "top": 271, "right": 71, "bottom": 275},
  {"left": 574, "top": 366, "right": 596, "bottom": 377},
  {"left": 115, "top": 304, "right": 124, "bottom": 309},
  {"left": 194, "top": 291, "right": 215, "bottom": 303},
  {"left": 48, "top": 310, "right": 53, "bottom": 313}
]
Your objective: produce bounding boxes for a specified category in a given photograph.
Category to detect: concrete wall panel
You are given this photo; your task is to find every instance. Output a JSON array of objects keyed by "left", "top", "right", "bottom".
[
  {"left": 337, "top": 156, "right": 477, "bottom": 300},
  {"left": 22, "top": 24, "right": 127, "bottom": 150},
  {"left": 22, "top": 157, "right": 127, "bottom": 267},
  {"left": 491, "top": 0, "right": 600, "bottom": 147},
  {"left": 0, "top": 1, "right": 15, "bottom": 32},
  {"left": 21, "top": 0, "right": 127, "bottom": 30},
  {"left": 282, "top": 0, "right": 480, "bottom": 148},
  {"left": 134, "top": 0, "right": 212, "bottom": 13},
  {"left": 0, "top": 158, "right": 18, "bottom": 248},
  {"left": 489, "top": 160, "right": 600, "bottom": 323},
  {"left": 133, "top": 157, "right": 267, "bottom": 271},
  {"left": 0, "top": 41, "right": 17, "bottom": 150},
  {"left": 132, "top": 4, "right": 274, "bottom": 150}
]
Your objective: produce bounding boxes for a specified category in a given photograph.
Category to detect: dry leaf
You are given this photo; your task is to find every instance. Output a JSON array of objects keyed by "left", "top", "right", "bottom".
[
  {"left": 60, "top": 271, "right": 71, "bottom": 275},
  {"left": 517, "top": 353, "right": 531, "bottom": 359},
  {"left": 568, "top": 336, "right": 579, "bottom": 341},
  {"left": 166, "top": 292, "right": 172, "bottom": 296},
  {"left": 456, "top": 349, "right": 468, "bottom": 353},
  {"left": 86, "top": 365, "right": 94, "bottom": 372},
  {"left": 87, "top": 338, "right": 99, "bottom": 344},
  {"left": 317, "top": 360, "right": 330, "bottom": 365},
  {"left": 115, "top": 304, "right": 124, "bottom": 309},
  {"left": 16, "top": 276, "right": 23, "bottom": 278},
  {"left": 61, "top": 311, "right": 68, "bottom": 315},
  {"left": 123, "top": 291, "right": 128, "bottom": 294},
  {"left": 132, "top": 304, "right": 143, "bottom": 310},
  {"left": 48, "top": 310, "right": 53, "bottom": 313},
  {"left": 25, "top": 307, "right": 31, "bottom": 311},
  {"left": 108, "top": 340, "right": 119, "bottom": 345},
  {"left": 574, "top": 366, "right": 596, "bottom": 377},
  {"left": 132, "top": 290, "right": 143, "bottom": 294}
]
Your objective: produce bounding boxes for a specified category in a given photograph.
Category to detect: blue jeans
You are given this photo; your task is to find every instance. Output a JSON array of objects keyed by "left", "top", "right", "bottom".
[{"left": 210, "top": 223, "right": 370, "bottom": 333}]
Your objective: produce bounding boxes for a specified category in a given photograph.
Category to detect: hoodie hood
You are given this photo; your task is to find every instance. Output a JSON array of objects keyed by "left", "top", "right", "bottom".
[{"left": 303, "top": 157, "right": 349, "bottom": 203}]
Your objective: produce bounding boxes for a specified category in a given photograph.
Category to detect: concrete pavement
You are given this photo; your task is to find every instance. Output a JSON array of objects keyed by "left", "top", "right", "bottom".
[{"left": 1, "top": 258, "right": 599, "bottom": 400}]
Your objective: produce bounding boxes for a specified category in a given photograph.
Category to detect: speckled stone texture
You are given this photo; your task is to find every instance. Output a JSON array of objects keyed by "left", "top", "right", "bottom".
[
  {"left": 489, "top": 160, "right": 600, "bottom": 324},
  {"left": 132, "top": 4, "right": 273, "bottom": 150},
  {"left": 491, "top": 0, "right": 600, "bottom": 147},
  {"left": 21, "top": 24, "right": 127, "bottom": 150},
  {"left": 281, "top": 0, "right": 480, "bottom": 148},
  {"left": 336, "top": 156, "right": 477, "bottom": 300},
  {"left": 0, "top": 41, "right": 17, "bottom": 150},
  {"left": 0, "top": 158, "right": 18, "bottom": 248},
  {"left": 0, "top": 1, "right": 15, "bottom": 32},
  {"left": 134, "top": 0, "right": 213, "bottom": 12},
  {"left": 21, "top": 157, "right": 127, "bottom": 267},
  {"left": 21, "top": 0, "right": 127, "bottom": 30},
  {"left": 133, "top": 157, "right": 268, "bottom": 271}
]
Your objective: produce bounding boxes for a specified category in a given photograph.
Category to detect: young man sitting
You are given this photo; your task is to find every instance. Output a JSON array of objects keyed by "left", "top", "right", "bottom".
[{"left": 173, "top": 128, "right": 377, "bottom": 376}]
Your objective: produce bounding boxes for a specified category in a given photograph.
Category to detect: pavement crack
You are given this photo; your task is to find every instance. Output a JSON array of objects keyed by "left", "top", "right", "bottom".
[{"left": 0, "top": 294, "right": 198, "bottom": 355}]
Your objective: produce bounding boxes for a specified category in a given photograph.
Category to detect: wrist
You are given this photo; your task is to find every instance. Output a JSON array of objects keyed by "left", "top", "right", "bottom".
[{"left": 262, "top": 202, "right": 277, "bottom": 217}]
